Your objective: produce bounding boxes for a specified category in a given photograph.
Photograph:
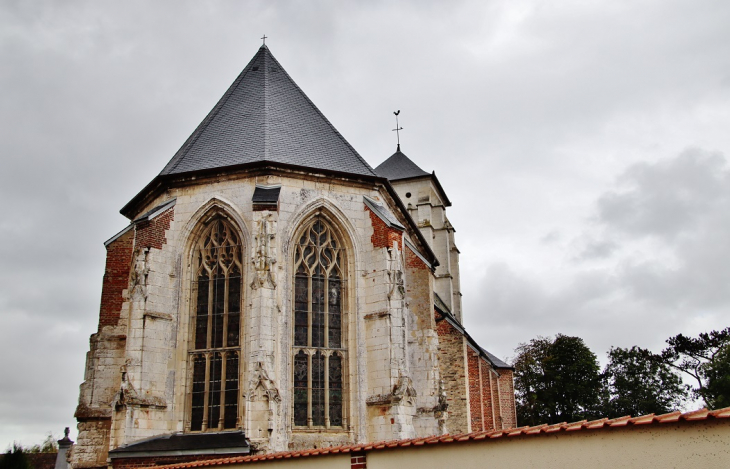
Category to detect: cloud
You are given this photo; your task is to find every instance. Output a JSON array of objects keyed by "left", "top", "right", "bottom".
[
  {"left": 469, "top": 148, "right": 730, "bottom": 363},
  {"left": 597, "top": 148, "right": 729, "bottom": 240}
]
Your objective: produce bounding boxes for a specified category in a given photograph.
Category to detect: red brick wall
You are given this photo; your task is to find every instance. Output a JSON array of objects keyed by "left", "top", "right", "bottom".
[
  {"left": 134, "top": 207, "right": 174, "bottom": 250},
  {"left": 97, "top": 207, "right": 173, "bottom": 330},
  {"left": 481, "top": 362, "right": 495, "bottom": 430},
  {"left": 467, "top": 353, "right": 505, "bottom": 432},
  {"left": 99, "top": 229, "right": 134, "bottom": 329},
  {"left": 434, "top": 314, "right": 469, "bottom": 434},
  {"left": 499, "top": 370, "right": 517, "bottom": 429},
  {"left": 366, "top": 206, "right": 402, "bottom": 249},
  {"left": 351, "top": 451, "right": 367, "bottom": 469},
  {"left": 467, "top": 353, "right": 483, "bottom": 431}
]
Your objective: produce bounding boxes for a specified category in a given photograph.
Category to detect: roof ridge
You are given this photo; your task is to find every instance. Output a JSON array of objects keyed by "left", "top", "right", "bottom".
[
  {"left": 162, "top": 48, "right": 265, "bottom": 175},
  {"left": 262, "top": 50, "right": 375, "bottom": 175}
]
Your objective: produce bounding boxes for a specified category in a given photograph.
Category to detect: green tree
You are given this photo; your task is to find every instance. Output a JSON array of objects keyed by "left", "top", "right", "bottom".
[
  {"left": 514, "top": 334, "right": 603, "bottom": 426},
  {"left": 603, "top": 346, "right": 688, "bottom": 417},
  {"left": 661, "top": 327, "right": 730, "bottom": 409}
]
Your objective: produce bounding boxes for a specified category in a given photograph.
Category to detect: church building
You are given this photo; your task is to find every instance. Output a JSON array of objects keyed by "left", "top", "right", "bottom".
[{"left": 72, "top": 44, "right": 516, "bottom": 469}]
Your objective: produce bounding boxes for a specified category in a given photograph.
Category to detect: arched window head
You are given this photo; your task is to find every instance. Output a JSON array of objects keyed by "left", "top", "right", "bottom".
[
  {"left": 189, "top": 217, "right": 243, "bottom": 432},
  {"left": 293, "top": 217, "right": 346, "bottom": 429}
]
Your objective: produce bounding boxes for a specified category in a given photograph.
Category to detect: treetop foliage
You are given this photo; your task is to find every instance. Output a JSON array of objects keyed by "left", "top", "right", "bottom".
[{"left": 513, "top": 328, "right": 728, "bottom": 427}]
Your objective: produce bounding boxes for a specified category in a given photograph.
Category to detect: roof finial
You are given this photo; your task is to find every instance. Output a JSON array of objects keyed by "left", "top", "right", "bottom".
[
  {"left": 261, "top": 34, "right": 268, "bottom": 46},
  {"left": 392, "top": 110, "right": 403, "bottom": 152}
]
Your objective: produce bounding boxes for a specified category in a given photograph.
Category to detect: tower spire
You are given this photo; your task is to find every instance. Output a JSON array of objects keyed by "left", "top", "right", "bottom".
[{"left": 392, "top": 110, "right": 403, "bottom": 151}]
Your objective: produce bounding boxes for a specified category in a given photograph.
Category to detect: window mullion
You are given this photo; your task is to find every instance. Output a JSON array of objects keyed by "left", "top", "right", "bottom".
[
  {"left": 223, "top": 270, "right": 229, "bottom": 348},
  {"left": 202, "top": 352, "right": 211, "bottom": 431},
  {"left": 307, "top": 351, "right": 313, "bottom": 428},
  {"left": 307, "top": 274, "right": 313, "bottom": 347},
  {"left": 219, "top": 351, "right": 227, "bottom": 430},
  {"left": 206, "top": 267, "right": 214, "bottom": 349},
  {"left": 324, "top": 276, "right": 329, "bottom": 348},
  {"left": 324, "top": 352, "right": 330, "bottom": 428}
]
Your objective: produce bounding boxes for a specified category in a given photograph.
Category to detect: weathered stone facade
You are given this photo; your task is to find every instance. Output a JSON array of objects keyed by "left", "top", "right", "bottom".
[{"left": 72, "top": 44, "right": 515, "bottom": 468}]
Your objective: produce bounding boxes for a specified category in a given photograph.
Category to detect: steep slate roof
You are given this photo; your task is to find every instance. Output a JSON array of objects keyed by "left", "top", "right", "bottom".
[
  {"left": 159, "top": 45, "right": 376, "bottom": 178},
  {"left": 375, "top": 147, "right": 452, "bottom": 207},
  {"left": 374, "top": 148, "right": 430, "bottom": 180}
]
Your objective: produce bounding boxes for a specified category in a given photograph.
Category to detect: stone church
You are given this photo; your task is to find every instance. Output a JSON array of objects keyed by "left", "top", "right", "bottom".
[{"left": 72, "top": 45, "right": 516, "bottom": 469}]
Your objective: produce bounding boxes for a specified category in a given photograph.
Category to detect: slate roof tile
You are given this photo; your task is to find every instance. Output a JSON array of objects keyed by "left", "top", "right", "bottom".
[
  {"left": 159, "top": 45, "right": 376, "bottom": 179},
  {"left": 375, "top": 149, "right": 430, "bottom": 180}
]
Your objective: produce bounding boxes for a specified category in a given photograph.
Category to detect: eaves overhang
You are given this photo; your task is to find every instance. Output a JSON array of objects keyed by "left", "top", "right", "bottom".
[
  {"left": 119, "top": 162, "right": 439, "bottom": 269},
  {"left": 389, "top": 172, "right": 452, "bottom": 207}
]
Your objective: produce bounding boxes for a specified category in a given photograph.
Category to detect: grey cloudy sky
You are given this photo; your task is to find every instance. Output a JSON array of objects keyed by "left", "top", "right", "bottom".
[{"left": 1, "top": 0, "right": 729, "bottom": 449}]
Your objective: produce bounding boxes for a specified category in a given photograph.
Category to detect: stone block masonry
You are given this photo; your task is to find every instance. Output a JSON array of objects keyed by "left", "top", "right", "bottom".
[{"left": 434, "top": 315, "right": 469, "bottom": 434}]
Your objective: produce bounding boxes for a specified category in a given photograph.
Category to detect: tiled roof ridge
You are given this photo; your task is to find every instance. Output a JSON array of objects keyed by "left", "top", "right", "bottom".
[
  {"left": 148, "top": 407, "right": 730, "bottom": 469},
  {"left": 262, "top": 49, "right": 376, "bottom": 176},
  {"left": 162, "top": 47, "right": 266, "bottom": 175}
]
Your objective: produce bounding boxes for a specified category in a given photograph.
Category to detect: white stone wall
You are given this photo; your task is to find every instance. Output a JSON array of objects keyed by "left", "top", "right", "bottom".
[
  {"left": 389, "top": 178, "right": 462, "bottom": 321},
  {"left": 88, "top": 170, "right": 446, "bottom": 455}
]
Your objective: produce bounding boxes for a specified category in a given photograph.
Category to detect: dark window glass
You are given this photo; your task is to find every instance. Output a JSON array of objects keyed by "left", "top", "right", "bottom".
[
  {"left": 190, "top": 218, "right": 243, "bottom": 432},
  {"left": 294, "top": 351, "right": 308, "bottom": 426},
  {"left": 208, "top": 353, "right": 222, "bottom": 430},
  {"left": 224, "top": 353, "right": 239, "bottom": 429},
  {"left": 329, "top": 354, "right": 343, "bottom": 426},
  {"left": 312, "top": 352, "right": 325, "bottom": 426},
  {"left": 190, "top": 355, "right": 206, "bottom": 431},
  {"left": 293, "top": 217, "right": 346, "bottom": 428}
]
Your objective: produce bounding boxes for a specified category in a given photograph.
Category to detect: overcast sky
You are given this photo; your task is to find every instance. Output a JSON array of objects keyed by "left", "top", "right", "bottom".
[{"left": 1, "top": 0, "right": 729, "bottom": 449}]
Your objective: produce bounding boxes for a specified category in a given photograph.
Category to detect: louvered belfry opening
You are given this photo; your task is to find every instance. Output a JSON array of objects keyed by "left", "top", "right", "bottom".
[
  {"left": 189, "top": 218, "right": 243, "bottom": 432},
  {"left": 293, "top": 217, "right": 346, "bottom": 429}
]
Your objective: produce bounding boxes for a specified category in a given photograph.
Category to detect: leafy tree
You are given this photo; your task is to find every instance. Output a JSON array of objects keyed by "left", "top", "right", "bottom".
[
  {"left": 661, "top": 327, "right": 730, "bottom": 409},
  {"left": 603, "top": 346, "right": 688, "bottom": 417},
  {"left": 514, "top": 334, "right": 603, "bottom": 426},
  {"left": 698, "top": 339, "right": 730, "bottom": 409}
]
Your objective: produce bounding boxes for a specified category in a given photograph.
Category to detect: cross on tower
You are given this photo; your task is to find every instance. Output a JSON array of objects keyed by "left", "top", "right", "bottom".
[
  {"left": 392, "top": 110, "right": 403, "bottom": 151},
  {"left": 261, "top": 34, "right": 267, "bottom": 45}
]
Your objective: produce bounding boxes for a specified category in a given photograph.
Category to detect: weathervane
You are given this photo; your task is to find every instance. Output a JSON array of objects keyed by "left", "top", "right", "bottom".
[
  {"left": 392, "top": 110, "right": 403, "bottom": 151},
  {"left": 261, "top": 34, "right": 267, "bottom": 46}
]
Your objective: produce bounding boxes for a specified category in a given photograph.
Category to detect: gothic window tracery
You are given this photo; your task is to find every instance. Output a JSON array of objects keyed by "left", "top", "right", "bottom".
[
  {"left": 293, "top": 217, "right": 346, "bottom": 429},
  {"left": 189, "top": 217, "right": 243, "bottom": 432}
]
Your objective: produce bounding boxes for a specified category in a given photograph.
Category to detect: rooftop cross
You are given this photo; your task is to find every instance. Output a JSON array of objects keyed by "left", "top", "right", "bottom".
[
  {"left": 392, "top": 110, "right": 403, "bottom": 151},
  {"left": 261, "top": 34, "right": 267, "bottom": 46}
]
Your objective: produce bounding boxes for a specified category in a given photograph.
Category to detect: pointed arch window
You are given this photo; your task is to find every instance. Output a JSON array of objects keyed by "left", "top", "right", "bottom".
[
  {"left": 293, "top": 217, "right": 346, "bottom": 429},
  {"left": 189, "top": 217, "right": 243, "bottom": 432}
]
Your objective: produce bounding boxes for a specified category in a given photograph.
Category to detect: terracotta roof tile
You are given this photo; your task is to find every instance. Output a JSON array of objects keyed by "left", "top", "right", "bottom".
[
  {"left": 584, "top": 418, "right": 609, "bottom": 429},
  {"left": 147, "top": 407, "right": 730, "bottom": 469},
  {"left": 710, "top": 408, "right": 730, "bottom": 418},
  {"left": 564, "top": 420, "right": 587, "bottom": 431},
  {"left": 629, "top": 414, "right": 656, "bottom": 425},
  {"left": 607, "top": 416, "right": 631, "bottom": 427}
]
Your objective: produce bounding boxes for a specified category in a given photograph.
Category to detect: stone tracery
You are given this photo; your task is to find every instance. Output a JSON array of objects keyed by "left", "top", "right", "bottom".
[{"left": 292, "top": 216, "right": 346, "bottom": 429}]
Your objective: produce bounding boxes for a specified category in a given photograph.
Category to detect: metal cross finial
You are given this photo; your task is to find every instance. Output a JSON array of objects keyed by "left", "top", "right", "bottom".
[
  {"left": 392, "top": 110, "right": 403, "bottom": 151},
  {"left": 261, "top": 34, "right": 267, "bottom": 45}
]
